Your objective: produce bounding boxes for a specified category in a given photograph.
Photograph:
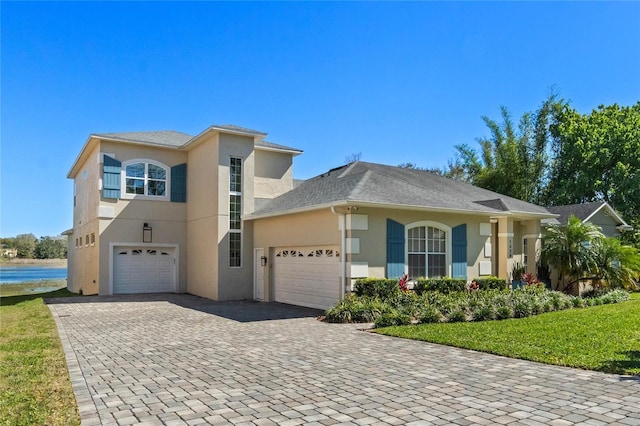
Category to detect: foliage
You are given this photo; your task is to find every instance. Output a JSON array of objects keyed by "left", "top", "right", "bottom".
[
  {"left": 413, "top": 278, "right": 466, "bottom": 294},
  {"left": 447, "top": 96, "right": 560, "bottom": 204},
  {"left": 353, "top": 278, "right": 399, "bottom": 299},
  {"left": 374, "top": 311, "right": 412, "bottom": 328},
  {"left": 510, "top": 262, "right": 526, "bottom": 281},
  {"left": 545, "top": 102, "right": 640, "bottom": 228},
  {"left": 13, "top": 233, "right": 37, "bottom": 258},
  {"left": 375, "top": 293, "right": 640, "bottom": 376},
  {"left": 326, "top": 287, "right": 628, "bottom": 326},
  {"left": 473, "top": 276, "right": 507, "bottom": 290},
  {"left": 0, "top": 289, "right": 80, "bottom": 425},
  {"left": 592, "top": 238, "right": 640, "bottom": 290},
  {"left": 34, "top": 237, "right": 67, "bottom": 259},
  {"left": 542, "top": 215, "right": 604, "bottom": 292}
]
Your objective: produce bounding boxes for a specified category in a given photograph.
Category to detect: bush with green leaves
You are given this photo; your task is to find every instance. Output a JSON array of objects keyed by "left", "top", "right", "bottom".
[
  {"left": 413, "top": 278, "right": 466, "bottom": 294},
  {"left": 473, "top": 276, "right": 508, "bottom": 290},
  {"left": 353, "top": 278, "right": 399, "bottom": 299},
  {"left": 374, "top": 310, "right": 412, "bottom": 328},
  {"left": 325, "top": 295, "right": 393, "bottom": 323}
]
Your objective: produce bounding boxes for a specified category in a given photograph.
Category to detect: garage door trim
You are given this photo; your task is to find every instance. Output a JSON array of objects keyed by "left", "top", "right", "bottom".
[{"left": 109, "top": 242, "right": 179, "bottom": 295}]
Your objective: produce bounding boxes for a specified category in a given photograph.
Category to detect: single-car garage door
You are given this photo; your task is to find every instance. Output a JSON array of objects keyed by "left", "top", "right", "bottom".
[
  {"left": 273, "top": 246, "right": 340, "bottom": 310},
  {"left": 113, "top": 247, "right": 176, "bottom": 294}
]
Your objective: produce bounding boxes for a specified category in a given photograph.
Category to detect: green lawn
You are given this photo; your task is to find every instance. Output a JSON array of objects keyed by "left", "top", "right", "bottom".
[
  {"left": 0, "top": 289, "right": 81, "bottom": 426},
  {"left": 376, "top": 292, "right": 640, "bottom": 375}
]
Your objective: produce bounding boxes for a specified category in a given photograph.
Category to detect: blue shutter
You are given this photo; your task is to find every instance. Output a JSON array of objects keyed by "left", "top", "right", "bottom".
[
  {"left": 452, "top": 224, "right": 467, "bottom": 279},
  {"left": 102, "top": 155, "right": 121, "bottom": 199},
  {"left": 386, "top": 219, "right": 405, "bottom": 279},
  {"left": 171, "top": 163, "right": 187, "bottom": 202}
]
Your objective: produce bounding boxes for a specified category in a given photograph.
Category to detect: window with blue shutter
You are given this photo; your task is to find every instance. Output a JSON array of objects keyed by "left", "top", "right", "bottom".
[
  {"left": 102, "top": 155, "right": 121, "bottom": 199},
  {"left": 171, "top": 163, "right": 187, "bottom": 202},
  {"left": 387, "top": 219, "right": 405, "bottom": 278},
  {"left": 452, "top": 224, "right": 467, "bottom": 279}
]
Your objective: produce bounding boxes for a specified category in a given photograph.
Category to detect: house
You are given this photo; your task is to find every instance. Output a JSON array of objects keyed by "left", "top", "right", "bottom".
[
  {"left": 543, "top": 202, "right": 632, "bottom": 237},
  {"left": 2, "top": 248, "right": 18, "bottom": 258},
  {"left": 65, "top": 124, "right": 555, "bottom": 309}
]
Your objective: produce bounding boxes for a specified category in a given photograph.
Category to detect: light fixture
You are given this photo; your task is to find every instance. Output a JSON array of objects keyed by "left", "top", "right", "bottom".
[
  {"left": 260, "top": 255, "right": 268, "bottom": 266},
  {"left": 143, "top": 223, "right": 152, "bottom": 243}
]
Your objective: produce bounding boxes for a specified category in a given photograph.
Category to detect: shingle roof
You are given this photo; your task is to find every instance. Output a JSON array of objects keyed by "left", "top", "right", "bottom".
[
  {"left": 257, "top": 140, "right": 303, "bottom": 153},
  {"left": 251, "top": 161, "right": 553, "bottom": 218},
  {"left": 210, "top": 124, "right": 267, "bottom": 136},
  {"left": 546, "top": 202, "right": 606, "bottom": 224},
  {"left": 94, "top": 130, "right": 193, "bottom": 147}
]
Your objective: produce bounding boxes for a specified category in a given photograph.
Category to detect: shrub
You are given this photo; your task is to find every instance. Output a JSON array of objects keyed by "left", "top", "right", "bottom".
[
  {"left": 473, "top": 276, "right": 507, "bottom": 290},
  {"left": 472, "top": 303, "right": 495, "bottom": 321},
  {"left": 495, "top": 304, "right": 513, "bottom": 320},
  {"left": 417, "top": 305, "right": 442, "bottom": 324},
  {"left": 448, "top": 307, "right": 467, "bottom": 322},
  {"left": 374, "top": 310, "right": 412, "bottom": 328},
  {"left": 414, "top": 278, "right": 466, "bottom": 294},
  {"left": 353, "top": 278, "right": 399, "bottom": 299},
  {"left": 325, "top": 296, "right": 392, "bottom": 323}
]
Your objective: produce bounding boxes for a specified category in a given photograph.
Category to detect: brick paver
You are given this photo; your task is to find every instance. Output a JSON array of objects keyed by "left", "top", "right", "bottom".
[{"left": 48, "top": 294, "right": 640, "bottom": 425}]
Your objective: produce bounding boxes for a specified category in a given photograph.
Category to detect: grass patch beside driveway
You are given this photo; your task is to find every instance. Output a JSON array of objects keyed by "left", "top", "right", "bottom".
[
  {"left": 375, "top": 292, "right": 640, "bottom": 376},
  {"left": 0, "top": 289, "right": 80, "bottom": 426}
]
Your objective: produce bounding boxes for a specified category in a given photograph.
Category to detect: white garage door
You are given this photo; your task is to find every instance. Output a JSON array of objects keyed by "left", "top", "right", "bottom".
[
  {"left": 113, "top": 247, "right": 176, "bottom": 294},
  {"left": 273, "top": 246, "right": 341, "bottom": 310}
]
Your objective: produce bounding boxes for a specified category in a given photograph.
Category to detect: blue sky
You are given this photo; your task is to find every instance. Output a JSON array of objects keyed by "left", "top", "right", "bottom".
[{"left": 2, "top": 1, "right": 639, "bottom": 238}]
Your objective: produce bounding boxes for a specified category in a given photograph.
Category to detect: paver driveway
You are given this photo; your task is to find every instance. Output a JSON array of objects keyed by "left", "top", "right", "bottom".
[{"left": 48, "top": 294, "right": 640, "bottom": 426}]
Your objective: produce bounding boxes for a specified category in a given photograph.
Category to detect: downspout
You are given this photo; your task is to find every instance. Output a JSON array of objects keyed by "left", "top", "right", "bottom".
[{"left": 331, "top": 206, "right": 347, "bottom": 301}]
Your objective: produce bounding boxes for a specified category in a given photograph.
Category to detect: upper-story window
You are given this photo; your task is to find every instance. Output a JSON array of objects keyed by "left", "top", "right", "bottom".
[
  {"left": 229, "top": 157, "right": 242, "bottom": 267},
  {"left": 121, "top": 160, "right": 169, "bottom": 200}
]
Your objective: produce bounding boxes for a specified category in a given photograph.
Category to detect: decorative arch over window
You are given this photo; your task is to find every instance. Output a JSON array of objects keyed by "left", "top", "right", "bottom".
[
  {"left": 405, "top": 221, "right": 452, "bottom": 279},
  {"left": 121, "top": 159, "right": 170, "bottom": 200}
]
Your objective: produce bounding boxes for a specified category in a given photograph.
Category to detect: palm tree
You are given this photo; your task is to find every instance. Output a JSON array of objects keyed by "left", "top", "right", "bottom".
[
  {"left": 542, "top": 215, "right": 604, "bottom": 293},
  {"left": 593, "top": 238, "right": 640, "bottom": 291}
]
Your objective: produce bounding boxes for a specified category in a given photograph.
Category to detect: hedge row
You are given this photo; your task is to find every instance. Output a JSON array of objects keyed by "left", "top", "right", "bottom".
[
  {"left": 325, "top": 288, "right": 630, "bottom": 327},
  {"left": 353, "top": 276, "right": 507, "bottom": 298}
]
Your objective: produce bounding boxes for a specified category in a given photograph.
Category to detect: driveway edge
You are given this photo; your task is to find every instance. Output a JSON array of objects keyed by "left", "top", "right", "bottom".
[{"left": 49, "top": 304, "right": 101, "bottom": 426}]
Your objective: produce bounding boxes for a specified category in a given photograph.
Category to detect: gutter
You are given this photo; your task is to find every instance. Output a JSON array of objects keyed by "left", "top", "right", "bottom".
[{"left": 331, "top": 206, "right": 347, "bottom": 301}]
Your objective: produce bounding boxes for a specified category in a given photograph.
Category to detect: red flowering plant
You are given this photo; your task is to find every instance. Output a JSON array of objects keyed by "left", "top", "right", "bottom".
[
  {"left": 467, "top": 280, "right": 480, "bottom": 291},
  {"left": 522, "top": 272, "right": 539, "bottom": 286},
  {"left": 398, "top": 273, "right": 409, "bottom": 291}
]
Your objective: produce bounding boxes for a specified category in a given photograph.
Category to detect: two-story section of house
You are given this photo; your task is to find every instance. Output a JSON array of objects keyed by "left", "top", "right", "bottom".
[{"left": 65, "top": 125, "right": 301, "bottom": 299}]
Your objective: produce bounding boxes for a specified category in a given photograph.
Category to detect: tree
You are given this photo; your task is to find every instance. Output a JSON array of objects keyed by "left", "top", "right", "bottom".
[
  {"left": 546, "top": 102, "right": 640, "bottom": 229},
  {"left": 449, "top": 96, "right": 560, "bottom": 203},
  {"left": 14, "top": 233, "right": 37, "bottom": 258},
  {"left": 542, "top": 216, "right": 604, "bottom": 293},
  {"left": 34, "top": 236, "right": 67, "bottom": 259},
  {"left": 592, "top": 238, "right": 640, "bottom": 291},
  {"left": 344, "top": 152, "right": 362, "bottom": 164}
]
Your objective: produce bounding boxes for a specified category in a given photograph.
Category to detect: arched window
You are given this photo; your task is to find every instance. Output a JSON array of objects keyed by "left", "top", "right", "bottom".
[
  {"left": 407, "top": 222, "right": 450, "bottom": 279},
  {"left": 121, "top": 159, "right": 170, "bottom": 199}
]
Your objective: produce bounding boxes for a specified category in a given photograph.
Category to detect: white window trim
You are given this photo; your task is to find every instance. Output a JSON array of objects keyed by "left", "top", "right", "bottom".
[
  {"left": 404, "top": 221, "right": 453, "bottom": 279},
  {"left": 120, "top": 158, "right": 171, "bottom": 201}
]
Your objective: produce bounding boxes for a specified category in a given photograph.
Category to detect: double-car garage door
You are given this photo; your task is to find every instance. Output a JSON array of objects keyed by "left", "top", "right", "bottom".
[
  {"left": 273, "top": 246, "right": 340, "bottom": 310},
  {"left": 113, "top": 246, "right": 176, "bottom": 294}
]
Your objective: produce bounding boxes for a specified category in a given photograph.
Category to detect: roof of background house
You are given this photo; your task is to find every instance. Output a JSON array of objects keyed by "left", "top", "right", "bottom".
[
  {"left": 249, "top": 161, "right": 555, "bottom": 219},
  {"left": 544, "top": 202, "right": 631, "bottom": 229}
]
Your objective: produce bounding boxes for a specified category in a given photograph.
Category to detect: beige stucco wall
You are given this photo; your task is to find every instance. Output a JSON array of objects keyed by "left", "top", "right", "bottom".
[
  {"left": 351, "top": 208, "right": 505, "bottom": 281},
  {"left": 67, "top": 142, "right": 101, "bottom": 294},
  {"left": 252, "top": 209, "right": 342, "bottom": 301},
  {"left": 254, "top": 149, "right": 294, "bottom": 200},
  {"left": 589, "top": 209, "right": 621, "bottom": 237},
  {"left": 216, "top": 134, "right": 256, "bottom": 300},
  {"left": 186, "top": 133, "right": 220, "bottom": 299}
]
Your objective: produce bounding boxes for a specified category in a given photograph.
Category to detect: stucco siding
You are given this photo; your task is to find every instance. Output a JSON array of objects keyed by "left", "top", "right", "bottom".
[
  {"left": 254, "top": 149, "right": 294, "bottom": 200},
  {"left": 589, "top": 209, "right": 621, "bottom": 237}
]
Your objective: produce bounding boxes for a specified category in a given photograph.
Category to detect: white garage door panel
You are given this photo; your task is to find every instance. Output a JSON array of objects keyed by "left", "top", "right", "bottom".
[
  {"left": 274, "top": 247, "right": 340, "bottom": 310},
  {"left": 113, "top": 247, "right": 176, "bottom": 294}
]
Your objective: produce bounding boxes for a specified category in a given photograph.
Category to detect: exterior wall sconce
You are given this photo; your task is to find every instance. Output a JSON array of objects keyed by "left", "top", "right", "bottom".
[
  {"left": 260, "top": 256, "right": 268, "bottom": 266},
  {"left": 143, "top": 223, "right": 153, "bottom": 243}
]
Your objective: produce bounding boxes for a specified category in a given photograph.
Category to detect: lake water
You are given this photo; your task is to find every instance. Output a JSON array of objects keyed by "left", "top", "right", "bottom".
[{"left": 0, "top": 266, "right": 68, "bottom": 284}]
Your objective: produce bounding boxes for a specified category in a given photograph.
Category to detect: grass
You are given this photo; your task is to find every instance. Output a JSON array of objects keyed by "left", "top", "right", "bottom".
[
  {"left": 0, "top": 288, "right": 81, "bottom": 426},
  {"left": 376, "top": 292, "right": 640, "bottom": 376}
]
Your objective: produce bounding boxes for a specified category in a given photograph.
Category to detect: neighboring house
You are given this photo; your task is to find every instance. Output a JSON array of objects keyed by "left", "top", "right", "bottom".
[
  {"left": 65, "top": 124, "right": 555, "bottom": 309},
  {"left": 2, "top": 248, "right": 18, "bottom": 258},
  {"left": 543, "top": 202, "right": 632, "bottom": 237}
]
